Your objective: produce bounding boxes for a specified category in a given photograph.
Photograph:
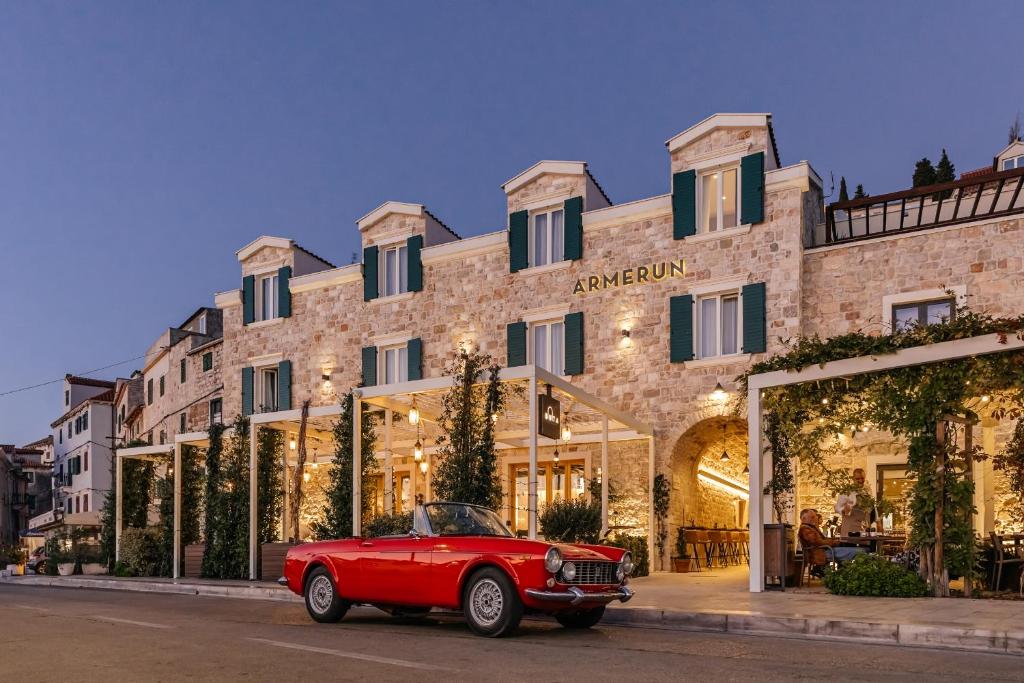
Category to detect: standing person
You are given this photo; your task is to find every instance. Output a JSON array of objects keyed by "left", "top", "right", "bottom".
[{"left": 835, "top": 468, "right": 877, "bottom": 535}]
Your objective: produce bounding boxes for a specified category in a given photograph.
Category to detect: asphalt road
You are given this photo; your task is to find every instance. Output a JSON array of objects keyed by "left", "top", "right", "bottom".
[{"left": 2, "top": 584, "right": 1022, "bottom": 682}]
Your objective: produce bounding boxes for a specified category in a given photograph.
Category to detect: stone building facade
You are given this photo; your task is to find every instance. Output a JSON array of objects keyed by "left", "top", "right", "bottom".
[{"left": 203, "top": 111, "right": 1024, "bottom": 544}]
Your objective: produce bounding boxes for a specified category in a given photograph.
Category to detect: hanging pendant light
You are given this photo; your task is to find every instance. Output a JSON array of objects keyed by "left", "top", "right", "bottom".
[
  {"left": 553, "top": 448, "right": 560, "bottom": 464},
  {"left": 561, "top": 414, "right": 572, "bottom": 442},
  {"left": 408, "top": 398, "right": 420, "bottom": 426},
  {"left": 720, "top": 449, "right": 730, "bottom": 462},
  {"left": 742, "top": 464, "right": 749, "bottom": 474},
  {"left": 414, "top": 440, "right": 423, "bottom": 462},
  {"left": 303, "top": 471, "right": 311, "bottom": 483},
  {"left": 419, "top": 460, "right": 428, "bottom": 474}
]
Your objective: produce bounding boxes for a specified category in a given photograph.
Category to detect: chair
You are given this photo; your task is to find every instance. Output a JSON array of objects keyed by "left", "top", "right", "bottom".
[
  {"left": 797, "top": 535, "right": 835, "bottom": 587},
  {"left": 990, "top": 532, "right": 1024, "bottom": 591},
  {"left": 687, "top": 529, "right": 710, "bottom": 571}
]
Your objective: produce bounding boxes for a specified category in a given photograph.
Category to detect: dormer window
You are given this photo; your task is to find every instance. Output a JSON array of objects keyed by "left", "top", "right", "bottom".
[
  {"left": 700, "top": 167, "right": 739, "bottom": 233},
  {"left": 1003, "top": 154, "right": 1024, "bottom": 171},
  {"left": 198, "top": 312, "right": 207, "bottom": 335},
  {"left": 257, "top": 273, "right": 279, "bottom": 321},
  {"left": 530, "top": 208, "right": 564, "bottom": 268},
  {"left": 382, "top": 244, "right": 409, "bottom": 297}
]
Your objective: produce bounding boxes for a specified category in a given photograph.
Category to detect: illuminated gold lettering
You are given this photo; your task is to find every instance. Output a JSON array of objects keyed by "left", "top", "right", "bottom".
[
  {"left": 652, "top": 263, "right": 667, "bottom": 280},
  {"left": 637, "top": 265, "right": 650, "bottom": 283},
  {"left": 573, "top": 280, "right": 585, "bottom": 295},
  {"left": 602, "top": 273, "right": 619, "bottom": 288},
  {"left": 622, "top": 268, "right": 634, "bottom": 286},
  {"left": 670, "top": 259, "right": 686, "bottom": 278},
  {"left": 588, "top": 275, "right": 600, "bottom": 292}
]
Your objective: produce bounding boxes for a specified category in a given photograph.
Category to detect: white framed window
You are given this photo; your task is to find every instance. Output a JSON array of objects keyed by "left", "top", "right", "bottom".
[
  {"left": 198, "top": 313, "right": 207, "bottom": 335},
  {"left": 1003, "top": 154, "right": 1024, "bottom": 171},
  {"left": 256, "top": 273, "right": 279, "bottom": 321},
  {"left": 529, "top": 208, "right": 564, "bottom": 268},
  {"left": 381, "top": 344, "right": 408, "bottom": 385},
  {"left": 892, "top": 298, "right": 954, "bottom": 332},
  {"left": 697, "top": 292, "right": 740, "bottom": 359},
  {"left": 381, "top": 244, "right": 409, "bottom": 297},
  {"left": 530, "top": 320, "right": 565, "bottom": 375},
  {"left": 258, "top": 367, "right": 279, "bottom": 413},
  {"left": 700, "top": 166, "right": 739, "bottom": 233}
]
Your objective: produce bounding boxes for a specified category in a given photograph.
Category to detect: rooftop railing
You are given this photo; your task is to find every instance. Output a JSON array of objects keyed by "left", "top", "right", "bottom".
[{"left": 810, "top": 165, "right": 1024, "bottom": 247}]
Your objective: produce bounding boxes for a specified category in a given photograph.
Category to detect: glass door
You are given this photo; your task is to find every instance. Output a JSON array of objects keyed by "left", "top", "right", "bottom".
[{"left": 876, "top": 465, "right": 912, "bottom": 531}]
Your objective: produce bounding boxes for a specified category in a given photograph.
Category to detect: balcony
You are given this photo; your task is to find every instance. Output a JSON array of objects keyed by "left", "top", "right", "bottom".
[{"left": 809, "top": 166, "right": 1024, "bottom": 247}]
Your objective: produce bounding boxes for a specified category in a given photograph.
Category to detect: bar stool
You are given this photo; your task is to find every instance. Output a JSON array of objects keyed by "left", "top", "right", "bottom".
[
  {"left": 688, "top": 529, "right": 710, "bottom": 571},
  {"left": 707, "top": 530, "right": 727, "bottom": 567}
]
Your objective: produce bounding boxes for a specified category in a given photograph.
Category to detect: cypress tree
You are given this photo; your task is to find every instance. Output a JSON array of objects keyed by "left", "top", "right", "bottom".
[
  {"left": 853, "top": 184, "right": 867, "bottom": 199},
  {"left": 913, "top": 157, "right": 937, "bottom": 188},
  {"left": 935, "top": 149, "right": 956, "bottom": 200},
  {"left": 201, "top": 422, "right": 226, "bottom": 577},
  {"left": 256, "top": 427, "right": 283, "bottom": 544},
  {"left": 838, "top": 176, "right": 849, "bottom": 203}
]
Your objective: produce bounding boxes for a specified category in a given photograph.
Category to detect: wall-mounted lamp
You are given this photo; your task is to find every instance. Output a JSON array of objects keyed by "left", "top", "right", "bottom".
[
  {"left": 621, "top": 328, "right": 631, "bottom": 339},
  {"left": 289, "top": 438, "right": 297, "bottom": 451},
  {"left": 710, "top": 382, "right": 728, "bottom": 402}
]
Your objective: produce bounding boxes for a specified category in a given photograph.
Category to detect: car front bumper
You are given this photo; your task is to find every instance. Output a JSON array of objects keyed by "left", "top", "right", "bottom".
[{"left": 525, "top": 585, "right": 633, "bottom": 606}]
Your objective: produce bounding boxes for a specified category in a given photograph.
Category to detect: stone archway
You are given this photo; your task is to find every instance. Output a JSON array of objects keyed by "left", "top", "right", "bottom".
[{"left": 669, "top": 416, "right": 749, "bottom": 530}]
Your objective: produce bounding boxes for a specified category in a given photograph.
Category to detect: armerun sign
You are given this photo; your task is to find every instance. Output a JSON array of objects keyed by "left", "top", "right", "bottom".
[{"left": 573, "top": 259, "right": 686, "bottom": 295}]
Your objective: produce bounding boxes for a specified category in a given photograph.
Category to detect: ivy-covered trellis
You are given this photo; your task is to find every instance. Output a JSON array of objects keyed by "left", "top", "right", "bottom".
[{"left": 741, "top": 306, "right": 1024, "bottom": 597}]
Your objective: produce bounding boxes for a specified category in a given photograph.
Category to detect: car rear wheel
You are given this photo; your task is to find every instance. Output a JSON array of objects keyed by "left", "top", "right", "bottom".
[
  {"left": 555, "top": 606, "right": 606, "bottom": 629},
  {"left": 304, "top": 566, "right": 350, "bottom": 624},
  {"left": 463, "top": 568, "right": 523, "bottom": 637}
]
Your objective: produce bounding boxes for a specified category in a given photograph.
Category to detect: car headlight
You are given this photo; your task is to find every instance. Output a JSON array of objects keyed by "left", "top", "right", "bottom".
[
  {"left": 544, "top": 546, "right": 563, "bottom": 574},
  {"left": 561, "top": 561, "right": 577, "bottom": 582},
  {"left": 619, "top": 551, "right": 634, "bottom": 577}
]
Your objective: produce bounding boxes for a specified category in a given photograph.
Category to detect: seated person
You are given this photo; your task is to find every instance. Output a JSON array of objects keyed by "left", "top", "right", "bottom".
[{"left": 798, "top": 508, "right": 865, "bottom": 566}]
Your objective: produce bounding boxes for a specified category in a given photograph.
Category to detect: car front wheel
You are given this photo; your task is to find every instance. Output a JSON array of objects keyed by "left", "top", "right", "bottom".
[
  {"left": 555, "top": 606, "right": 606, "bottom": 629},
  {"left": 304, "top": 566, "right": 350, "bottom": 624},
  {"left": 463, "top": 568, "right": 523, "bottom": 637}
]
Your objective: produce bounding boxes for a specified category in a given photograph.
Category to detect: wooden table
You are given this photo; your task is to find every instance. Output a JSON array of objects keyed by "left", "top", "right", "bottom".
[{"left": 839, "top": 534, "right": 906, "bottom": 554}]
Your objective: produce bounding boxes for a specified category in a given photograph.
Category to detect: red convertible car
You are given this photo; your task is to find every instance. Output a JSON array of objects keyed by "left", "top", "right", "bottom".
[{"left": 279, "top": 501, "right": 635, "bottom": 637}]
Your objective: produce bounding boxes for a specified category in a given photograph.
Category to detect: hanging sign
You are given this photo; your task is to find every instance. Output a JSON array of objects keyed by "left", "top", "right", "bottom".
[
  {"left": 573, "top": 258, "right": 686, "bottom": 295},
  {"left": 538, "top": 394, "right": 561, "bottom": 440}
]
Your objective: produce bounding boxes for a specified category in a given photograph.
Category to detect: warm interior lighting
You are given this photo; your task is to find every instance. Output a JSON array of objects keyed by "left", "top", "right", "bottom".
[
  {"left": 821, "top": 398, "right": 829, "bottom": 405},
  {"left": 491, "top": 412, "right": 498, "bottom": 423},
  {"left": 697, "top": 467, "right": 749, "bottom": 499},
  {"left": 311, "top": 462, "right": 319, "bottom": 470},
  {"left": 553, "top": 449, "right": 560, "bottom": 463},
  {"left": 289, "top": 438, "right": 296, "bottom": 450},
  {"left": 561, "top": 425, "right": 572, "bottom": 442},
  {"left": 710, "top": 382, "right": 727, "bottom": 402},
  {"left": 981, "top": 395, "right": 991, "bottom": 403},
  {"left": 419, "top": 460, "right": 428, "bottom": 474},
  {"left": 413, "top": 440, "right": 423, "bottom": 462},
  {"left": 719, "top": 449, "right": 730, "bottom": 462},
  {"left": 408, "top": 402, "right": 420, "bottom": 426},
  {"left": 303, "top": 471, "right": 311, "bottom": 483}
]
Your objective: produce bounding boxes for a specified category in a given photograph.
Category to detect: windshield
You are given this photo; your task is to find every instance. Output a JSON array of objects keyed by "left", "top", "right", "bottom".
[{"left": 424, "top": 503, "right": 513, "bottom": 537}]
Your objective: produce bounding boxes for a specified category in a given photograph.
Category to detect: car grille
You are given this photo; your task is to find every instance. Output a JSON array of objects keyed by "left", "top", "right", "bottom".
[{"left": 562, "top": 560, "right": 617, "bottom": 585}]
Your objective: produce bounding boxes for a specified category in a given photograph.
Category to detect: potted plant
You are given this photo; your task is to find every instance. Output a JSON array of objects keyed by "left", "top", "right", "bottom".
[
  {"left": 51, "top": 547, "right": 75, "bottom": 576},
  {"left": 80, "top": 544, "right": 106, "bottom": 575},
  {"left": 672, "top": 528, "right": 694, "bottom": 573},
  {"left": 1, "top": 544, "right": 27, "bottom": 576}
]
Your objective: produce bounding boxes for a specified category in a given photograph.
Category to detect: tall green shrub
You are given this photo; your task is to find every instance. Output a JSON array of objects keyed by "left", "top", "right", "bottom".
[
  {"left": 156, "top": 445, "right": 205, "bottom": 577},
  {"left": 202, "top": 418, "right": 250, "bottom": 579},
  {"left": 256, "top": 428, "right": 284, "bottom": 544},
  {"left": 540, "top": 498, "right": 601, "bottom": 543},
  {"left": 311, "top": 394, "right": 378, "bottom": 540}
]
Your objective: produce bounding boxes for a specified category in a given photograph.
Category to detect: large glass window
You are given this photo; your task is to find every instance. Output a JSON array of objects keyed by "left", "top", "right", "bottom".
[
  {"left": 530, "top": 320, "right": 565, "bottom": 375},
  {"left": 529, "top": 208, "right": 564, "bottom": 268},
  {"left": 511, "top": 459, "right": 586, "bottom": 534},
  {"left": 698, "top": 293, "right": 739, "bottom": 358},
  {"left": 382, "top": 244, "right": 409, "bottom": 297},
  {"left": 701, "top": 167, "right": 739, "bottom": 233},
  {"left": 892, "top": 298, "right": 954, "bottom": 332},
  {"left": 381, "top": 345, "right": 408, "bottom": 385},
  {"left": 257, "top": 274, "right": 279, "bottom": 321},
  {"left": 209, "top": 398, "right": 222, "bottom": 426}
]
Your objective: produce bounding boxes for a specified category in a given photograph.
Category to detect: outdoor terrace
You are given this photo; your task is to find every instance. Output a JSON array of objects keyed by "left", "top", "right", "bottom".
[{"left": 808, "top": 165, "right": 1024, "bottom": 248}]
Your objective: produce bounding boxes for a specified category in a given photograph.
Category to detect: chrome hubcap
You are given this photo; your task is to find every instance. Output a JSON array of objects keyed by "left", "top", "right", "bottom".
[
  {"left": 308, "top": 575, "right": 334, "bottom": 614},
  {"left": 469, "top": 578, "right": 503, "bottom": 626}
]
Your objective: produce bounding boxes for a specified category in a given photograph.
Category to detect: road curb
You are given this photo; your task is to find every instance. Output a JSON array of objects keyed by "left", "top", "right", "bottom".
[
  {"left": 604, "top": 606, "right": 1024, "bottom": 655},
  {"left": 6, "top": 576, "right": 1020, "bottom": 655}
]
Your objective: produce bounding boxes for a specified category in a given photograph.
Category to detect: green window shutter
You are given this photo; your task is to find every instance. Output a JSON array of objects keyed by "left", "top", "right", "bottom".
[
  {"left": 672, "top": 170, "right": 697, "bottom": 239},
  {"left": 564, "top": 311, "right": 584, "bottom": 376},
  {"left": 741, "top": 151, "right": 765, "bottom": 225},
  {"left": 278, "top": 360, "right": 292, "bottom": 411},
  {"left": 180, "top": 358, "right": 186, "bottom": 383},
  {"left": 670, "top": 295, "right": 694, "bottom": 362},
  {"left": 147, "top": 379, "right": 153, "bottom": 404},
  {"left": 242, "top": 275, "right": 255, "bottom": 325},
  {"left": 363, "top": 246, "right": 379, "bottom": 301},
  {"left": 741, "top": 282, "right": 767, "bottom": 354},
  {"left": 407, "top": 337, "right": 423, "bottom": 381},
  {"left": 180, "top": 413, "right": 186, "bottom": 433},
  {"left": 242, "top": 367, "right": 254, "bottom": 417},
  {"left": 508, "top": 210, "right": 528, "bottom": 273},
  {"left": 407, "top": 235, "right": 423, "bottom": 292},
  {"left": 277, "top": 266, "right": 292, "bottom": 318},
  {"left": 506, "top": 322, "right": 527, "bottom": 367},
  {"left": 203, "top": 352, "right": 213, "bottom": 372},
  {"left": 361, "top": 346, "right": 378, "bottom": 387},
  {"left": 563, "top": 196, "right": 584, "bottom": 261},
  {"left": 160, "top": 376, "right": 165, "bottom": 396}
]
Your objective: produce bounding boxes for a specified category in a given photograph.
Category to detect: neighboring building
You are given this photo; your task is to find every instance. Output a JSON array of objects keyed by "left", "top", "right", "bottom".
[
  {"left": 114, "top": 372, "right": 146, "bottom": 444},
  {"left": 1, "top": 443, "right": 52, "bottom": 545},
  {"left": 45, "top": 375, "right": 116, "bottom": 541}
]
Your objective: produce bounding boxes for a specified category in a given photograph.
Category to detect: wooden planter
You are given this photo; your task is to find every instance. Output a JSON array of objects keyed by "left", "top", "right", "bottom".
[
  {"left": 260, "top": 542, "right": 296, "bottom": 582},
  {"left": 672, "top": 557, "right": 694, "bottom": 573},
  {"left": 183, "top": 544, "right": 205, "bottom": 578},
  {"left": 763, "top": 523, "right": 796, "bottom": 590}
]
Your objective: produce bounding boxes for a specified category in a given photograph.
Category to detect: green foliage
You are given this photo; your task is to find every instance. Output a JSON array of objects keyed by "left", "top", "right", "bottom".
[
  {"left": 432, "top": 350, "right": 517, "bottom": 509},
  {"left": 853, "top": 184, "right": 867, "bottom": 199},
  {"left": 539, "top": 498, "right": 601, "bottom": 543},
  {"left": 652, "top": 473, "right": 670, "bottom": 561},
  {"left": 100, "top": 438, "right": 149, "bottom": 569},
  {"left": 823, "top": 554, "right": 928, "bottom": 597},
  {"left": 113, "top": 561, "right": 134, "bottom": 577},
  {"left": 913, "top": 157, "right": 937, "bottom": 188},
  {"left": 838, "top": 176, "right": 849, "bottom": 203},
  {"left": 603, "top": 534, "right": 649, "bottom": 577},
  {"left": 310, "top": 394, "right": 378, "bottom": 540},
  {"left": 364, "top": 512, "right": 413, "bottom": 538},
  {"left": 993, "top": 419, "right": 1024, "bottom": 527},
  {"left": 202, "top": 417, "right": 250, "bottom": 579},
  {"left": 155, "top": 445, "right": 205, "bottom": 577},
  {"left": 256, "top": 428, "right": 284, "bottom": 544},
  {"left": 123, "top": 459, "right": 157, "bottom": 528},
  {"left": 0, "top": 544, "right": 27, "bottom": 565},
  {"left": 674, "top": 527, "right": 689, "bottom": 559},
  {"left": 764, "top": 411, "right": 794, "bottom": 524},
  {"left": 119, "top": 527, "right": 161, "bottom": 577}
]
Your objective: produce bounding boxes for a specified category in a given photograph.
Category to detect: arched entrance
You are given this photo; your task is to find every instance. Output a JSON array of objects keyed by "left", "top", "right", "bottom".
[{"left": 669, "top": 416, "right": 749, "bottom": 530}]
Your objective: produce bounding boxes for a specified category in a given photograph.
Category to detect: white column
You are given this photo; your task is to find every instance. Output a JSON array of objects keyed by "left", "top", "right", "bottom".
[
  {"left": 528, "top": 375, "right": 538, "bottom": 539},
  {"left": 352, "top": 391, "right": 362, "bottom": 536},
  {"left": 600, "top": 417, "right": 609, "bottom": 537},
  {"left": 115, "top": 454, "right": 123, "bottom": 563},
  {"left": 384, "top": 409, "right": 394, "bottom": 513},
  {"left": 647, "top": 436, "right": 656, "bottom": 570},
  {"left": 173, "top": 443, "right": 182, "bottom": 579},
  {"left": 425, "top": 454, "right": 432, "bottom": 502},
  {"left": 980, "top": 422, "right": 996, "bottom": 533},
  {"left": 249, "top": 422, "right": 258, "bottom": 581},
  {"left": 747, "top": 388, "right": 764, "bottom": 592},
  {"left": 281, "top": 437, "right": 290, "bottom": 541}
]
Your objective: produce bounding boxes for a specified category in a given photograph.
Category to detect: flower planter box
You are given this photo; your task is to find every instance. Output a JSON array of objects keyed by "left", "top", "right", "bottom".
[
  {"left": 672, "top": 557, "right": 694, "bottom": 573},
  {"left": 82, "top": 563, "right": 107, "bottom": 576},
  {"left": 183, "top": 544, "right": 205, "bottom": 578},
  {"left": 261, "top": 542, "right": 297, "bottom": 582},
  {"left": 4, "top": 564, "right": 23, "bottom": 576},
  {"left": 57, "top": 563, "right": 75, "bottom": 576}
]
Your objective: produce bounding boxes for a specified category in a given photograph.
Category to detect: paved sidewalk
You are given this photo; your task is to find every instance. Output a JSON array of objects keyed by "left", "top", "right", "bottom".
[{"left": 5, "top": 568, "right": 1024, "bottom": 655}]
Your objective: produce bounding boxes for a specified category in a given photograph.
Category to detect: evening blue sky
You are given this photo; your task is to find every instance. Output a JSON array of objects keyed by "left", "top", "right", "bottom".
[{"left": 1, "top": 2, "right": 1020, "bottom": 445}]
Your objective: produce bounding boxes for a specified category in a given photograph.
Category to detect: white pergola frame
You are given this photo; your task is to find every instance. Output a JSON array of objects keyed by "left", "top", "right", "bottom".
[
  {"left": 113, "top": 443, "right": 174, "bottom": 564},
  {"left": 746, "top": 332, "right": 1024, "bottom": 592}
]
